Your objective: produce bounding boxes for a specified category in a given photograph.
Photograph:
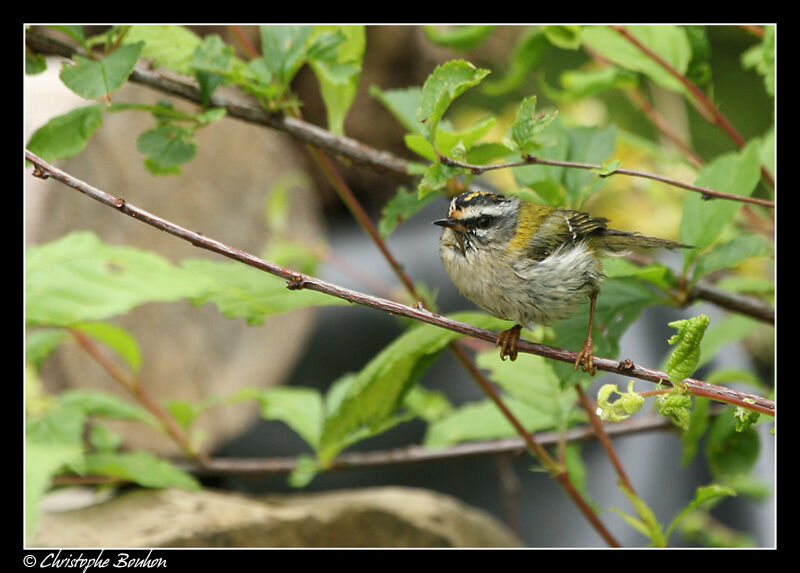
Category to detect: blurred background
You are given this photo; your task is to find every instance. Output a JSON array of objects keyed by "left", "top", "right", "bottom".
[{"left": 25, "top": 25, "right": 774, "bottom": 547}]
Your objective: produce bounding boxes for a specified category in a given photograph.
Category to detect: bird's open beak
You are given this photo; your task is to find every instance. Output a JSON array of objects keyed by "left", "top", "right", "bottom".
[{"left": 433, "top": 218, "right": 467, "bottom": 254}]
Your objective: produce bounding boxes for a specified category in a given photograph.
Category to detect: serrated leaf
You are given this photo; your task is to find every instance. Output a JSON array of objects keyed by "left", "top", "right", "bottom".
[
  {"left": 26, "top": 105, "right": 104, "bottom": 162},
  {"left": 417, "top": 60, "right": 490, "bottom": 146},
  {"left": 181, "top": 259, "right": 348, "bottom": 326},
  {"left": 318, "top": 311, "right": 507, "bottom": 462},
  {"left": 60, "top": 42, "right": 143, "bottom": 100},
  {"left": 26, "top": 232, "right": 206, "bottom": 327}
]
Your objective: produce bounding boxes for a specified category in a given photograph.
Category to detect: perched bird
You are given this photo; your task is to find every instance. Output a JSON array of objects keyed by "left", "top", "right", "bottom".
[{"left": 434, "top": 191, "right": 691, "bottom": 375}]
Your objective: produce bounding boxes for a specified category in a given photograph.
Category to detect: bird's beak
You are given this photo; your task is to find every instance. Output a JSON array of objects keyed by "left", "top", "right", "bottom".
[
  {"left": 433, "top": 218, "right": 467, "bottom": 254},
  {"left": 433, "top": 218, "right": 467, "bottom": 233}
]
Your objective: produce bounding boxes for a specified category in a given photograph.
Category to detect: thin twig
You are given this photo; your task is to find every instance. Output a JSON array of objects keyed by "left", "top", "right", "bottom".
[
  {"left": 69, "top": 329, "right": 207, "bottom": 464},
  {"left": 439, "top": 155, "right": 775, "bottom": 208},
  {"left": 25, "top": 150, "right": 775, "bottom": 419}
]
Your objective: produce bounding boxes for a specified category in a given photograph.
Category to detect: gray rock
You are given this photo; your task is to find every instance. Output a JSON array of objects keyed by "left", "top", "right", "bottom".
[{"left": 32, "top": 486, "right": 519, "bottom": 548}]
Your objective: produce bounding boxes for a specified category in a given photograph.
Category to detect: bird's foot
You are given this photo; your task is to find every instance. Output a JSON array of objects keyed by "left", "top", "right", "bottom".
[
  {"left": 573, "top": 337, "right": 596, "bottom": 376},
  {"left": 496, "top": 325, "right": 522, "bottom": 361}
]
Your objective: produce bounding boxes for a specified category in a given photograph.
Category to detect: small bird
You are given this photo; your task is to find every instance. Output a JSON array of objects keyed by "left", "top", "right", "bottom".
[{"left": 434, "top": 191, "right": 691, "bottom": 375}]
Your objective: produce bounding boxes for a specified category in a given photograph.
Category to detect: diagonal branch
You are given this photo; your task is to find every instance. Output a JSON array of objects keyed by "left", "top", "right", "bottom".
[{"left": 24, "top": 150, "right": 775, "bottom": 418}]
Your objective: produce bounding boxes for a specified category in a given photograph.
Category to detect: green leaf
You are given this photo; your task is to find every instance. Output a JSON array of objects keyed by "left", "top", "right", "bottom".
[
  {"left": 417, "top": 60, "right": 490, "bottom": 146},
  {"left": 680, "top": 140, "right": 762, "bottom": 263},
  {"left": 741, "top": 25, "right": 774, "bottom": 97},
  {"left": 190, "top": 34, "right": 234, "bottom": 106},
  {"left": 681, "top": 397, "right": 710, "bottom": 466},
  {"left": 124, "top": 25, "right": 202, "bottom": 75},
  {"left": 71, "top": 321, "right": 142, "bottom": 374},
  {"left": 563, "top": 125, "right": 617, "bottom": 205},
  {"left": 259, "top": 25, "right": 315, "bottom": 89},
  {"left": 378, "top": 186, "right": 438, "bottom": 239},
  {"left": 422, "top": 25, "right": 495, "bottom": 50},
  {"left": 505, "top": 96, "right": 558, "bottom": 156},
  {"left": 417, "top": 160, "right": 468, "bottom": 198},
  {"left": 26, "top": 329, "right": 69, "bottom": 371},
  {"left": 612, "top": 485, "right": 666, "bottom": 547},
  {"left": 406, "top": 116, "right": 497, "bottom": 160},
  {"left": 474, "top": 350, "right": 581, "bottom": 430},
  {"left": 137, "top": 125, "right": 197, "bottom": 171},
  {"left": 308, "top": 26, "right": 365, "bottom": 135},
  {"left": 318, "top": 311, "right": 507, "bottom": 461},
  {"left": 596, "top": 380, "right": 645, "bottom": 422},
  {"left": 26, "top": 232, "right": 206, "bottom": 327},
  {"left": 482, "top": 30, "right": 549, "bottom": 96},
  {"left": 665, "top": 314, "right": 710, "bottom": 384},
  {"left": 233, "top": 387, "right": 324, "bottom": 451},
  {"left": 543, "top": 25, "right": 582, "bottom": 49},
  {"left": 695, "top": 314, "right": 759, "bottom": 372},
  {"left": 665, "top": 484, "right": 736, "bottom": 541},
  {"left": 181, "top": 259, "right": 348, "bottom": 326},
  {"left": 542, "top": 66, "right": 638, "bottom": 103},
  {"left": 370, "top": 85, "right": 424, "bottom": 133},
  {"left": 423, "top": 395, "right": 545, "bottom": 447},
  {"left": 60, "top": 42, "right": 143, "bottom": 99},
  {"left": 581, "top": 25, "right": 691, "bottom": 94},
  {"left": 706, "top": 408, "right": 760, "bottom": 480},
  {"left": 82, "top": 451, "right": 201, "bottom": 490},
  {"left": 25, "top": 402, "right": 86, "bottom": 537},
  {"left": 26, "top": 49, "right": 47, "bottom": 75},
  {"left": 656, "top": 386, "right": 693, "bottom": 430},
  {"left": 58, "top": 389, "right": 159, "bottom": 427},
  {"left": 692, "top": 235, "right": 772, "bottom": 283},
  {"left": 26, "top": 105, "right": 104, "bottom": 162}
]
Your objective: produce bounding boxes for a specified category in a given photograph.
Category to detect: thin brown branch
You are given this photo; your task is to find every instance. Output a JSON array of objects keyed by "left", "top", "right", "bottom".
[
  {"left": 25, "top": 150, "right": 775, "bottom": 419},
  {"left": 439, "top": 155, "right": 775, "bottom": 209},
  {"left": 69, "top": 329, "right": 207, "bottom": 464}
]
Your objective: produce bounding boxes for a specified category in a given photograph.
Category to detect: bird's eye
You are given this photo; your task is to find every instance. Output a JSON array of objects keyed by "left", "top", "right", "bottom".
[{"left": 477, "top": 215, "right": 493, "bottom": 229}]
